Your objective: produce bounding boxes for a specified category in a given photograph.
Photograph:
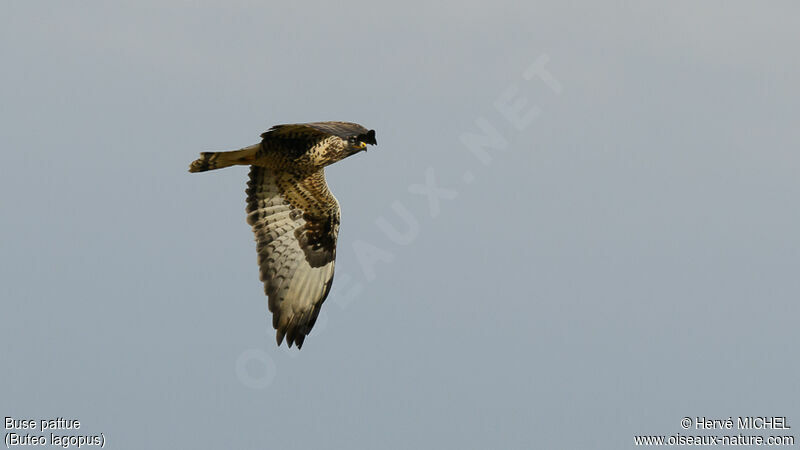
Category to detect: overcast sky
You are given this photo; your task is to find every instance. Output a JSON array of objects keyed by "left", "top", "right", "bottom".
[{"left": 2, "top": 2, "right": 799, "bottom": 449}]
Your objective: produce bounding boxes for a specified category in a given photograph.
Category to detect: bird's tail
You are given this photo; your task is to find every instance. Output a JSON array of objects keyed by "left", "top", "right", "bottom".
[{"left": 188, "top": 143, "right": 260, "bottom": 173}]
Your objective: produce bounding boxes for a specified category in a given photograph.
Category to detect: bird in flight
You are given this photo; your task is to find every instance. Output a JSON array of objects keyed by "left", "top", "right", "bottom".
[{"left": 189, "top": 122, "right": 377, "bottom": 349}]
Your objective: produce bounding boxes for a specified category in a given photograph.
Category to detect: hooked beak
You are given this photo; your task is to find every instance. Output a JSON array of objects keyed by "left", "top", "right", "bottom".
[
  {"left": 355, "top": 130, "right": 376, "bottom": 153},
  {"left": 348, "top": 130, "right": 376, "bottom": 155}
]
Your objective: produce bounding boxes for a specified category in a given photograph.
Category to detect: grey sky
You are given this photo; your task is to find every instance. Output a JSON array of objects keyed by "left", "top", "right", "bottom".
[{"left": 2, "top": 2, "right": 799, "bottom": 449}]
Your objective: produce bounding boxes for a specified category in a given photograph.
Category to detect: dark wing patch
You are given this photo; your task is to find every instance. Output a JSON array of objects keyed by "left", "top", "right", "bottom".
[
  {"left": 260, "top": 124, "right": 330, "bottom": 158},
  {"left": 245, "top": 166, "right": 339, "bottom": 349},
  {"left": 295, "top": 211, "right": 338, "bottom": 268}
]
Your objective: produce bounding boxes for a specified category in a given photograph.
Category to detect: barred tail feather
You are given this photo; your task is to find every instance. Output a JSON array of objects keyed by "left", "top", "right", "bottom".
[{"left": 188, "top": 144, "right": 260, "bottom": 173}]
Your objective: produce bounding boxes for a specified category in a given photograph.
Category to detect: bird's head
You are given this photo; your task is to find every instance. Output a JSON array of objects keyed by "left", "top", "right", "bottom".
[{"left": 344, "top": 129, "right": 377, "bottom": 156}]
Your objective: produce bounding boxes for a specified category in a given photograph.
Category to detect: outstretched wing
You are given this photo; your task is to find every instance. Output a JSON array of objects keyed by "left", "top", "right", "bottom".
[{"left": 245, "top": 166, "right": 340, "bottom": 349}]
